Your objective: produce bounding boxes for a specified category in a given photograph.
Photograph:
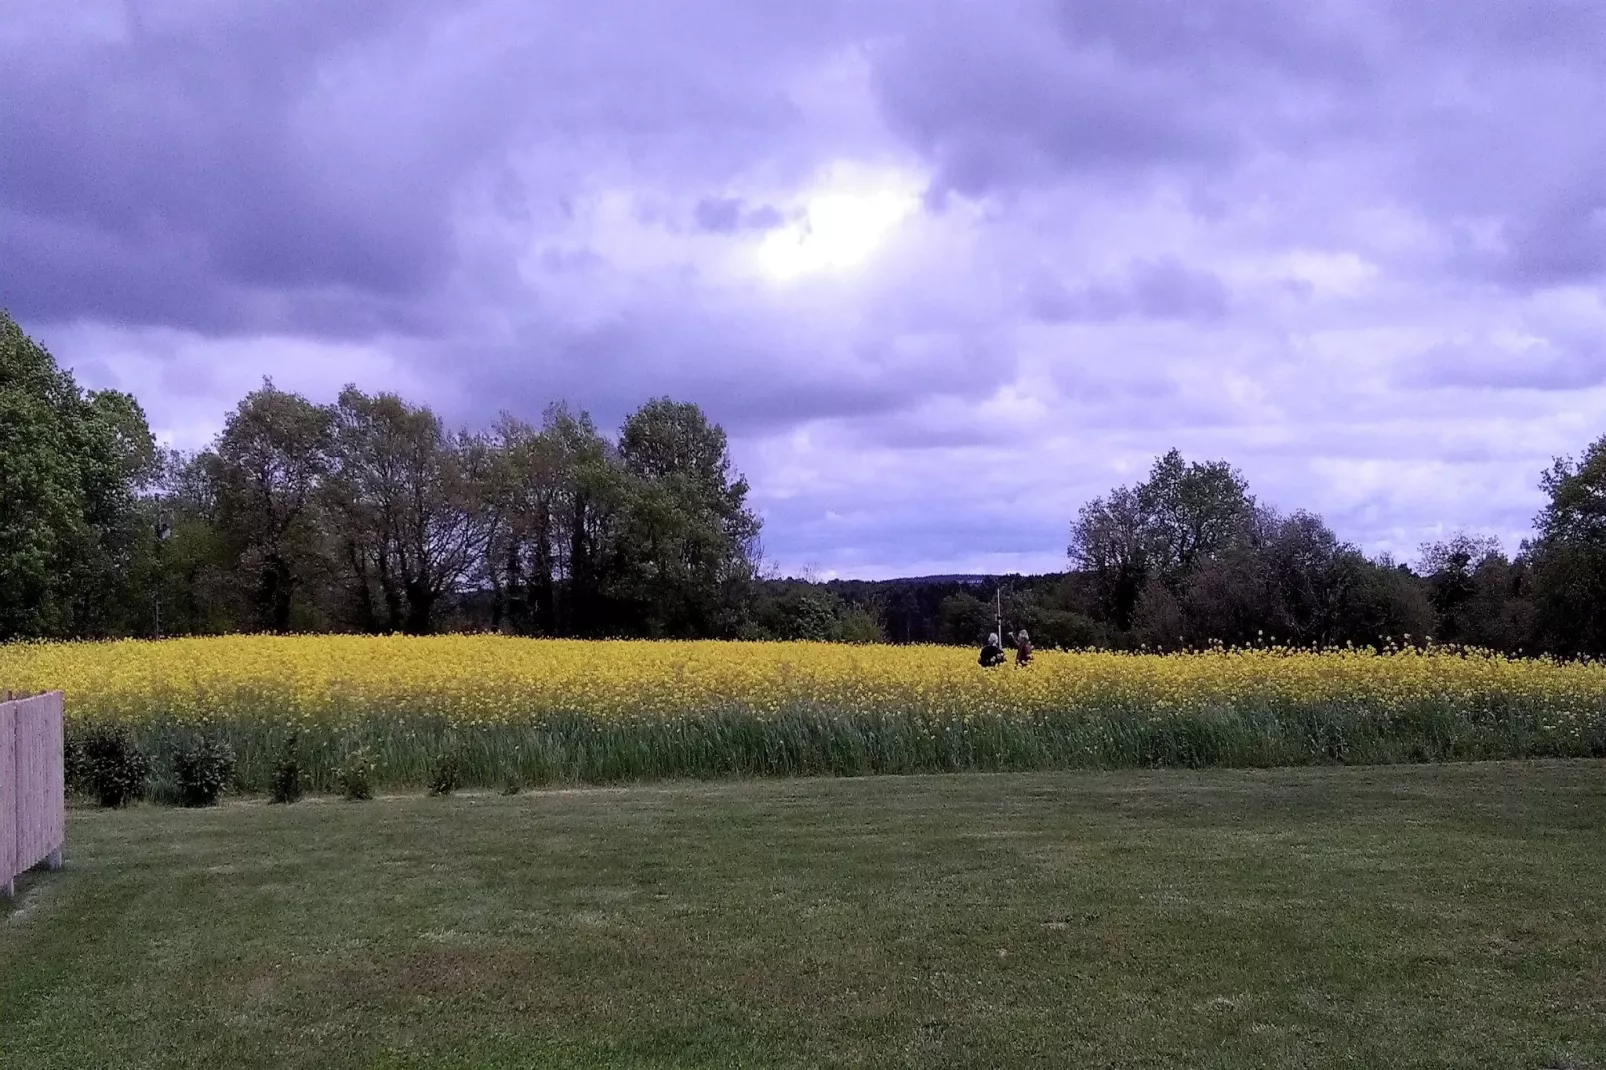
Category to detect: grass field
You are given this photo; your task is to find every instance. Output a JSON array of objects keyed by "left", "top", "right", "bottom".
[{"left": 5, "top": 762, "right": 1605, "bottom": 1068}]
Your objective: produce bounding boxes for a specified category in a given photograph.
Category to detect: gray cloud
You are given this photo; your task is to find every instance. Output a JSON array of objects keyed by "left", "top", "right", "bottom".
[
  {"left": 1029, "top": 258, "right": 1230, "bottom": 323},
  {"left": 691, "top": 197, "right": 789, "bottom": 234},
  {"left": 1398, "top": 340, "right": 1606, "bottom": 393},
  {"left": 7, "top": 0, "right": 1606, "bottom": 576}
]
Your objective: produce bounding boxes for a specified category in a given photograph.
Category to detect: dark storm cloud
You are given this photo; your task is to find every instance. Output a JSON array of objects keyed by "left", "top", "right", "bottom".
[
  {"left": 0, "top": 1, "right": 463, "bottom": 330},
  {"left": 0, "top": 0, "right": 840, "bottom": 333}
]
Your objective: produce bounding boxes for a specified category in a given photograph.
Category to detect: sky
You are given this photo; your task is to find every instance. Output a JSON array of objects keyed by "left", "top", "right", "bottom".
[{"left": 4, "top": 0, "right": 1605, "bottom": 579}]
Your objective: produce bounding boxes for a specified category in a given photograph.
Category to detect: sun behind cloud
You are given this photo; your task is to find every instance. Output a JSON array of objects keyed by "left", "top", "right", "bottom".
[{"left": 752, "top": 163, "right": 924, "bottom": 282}]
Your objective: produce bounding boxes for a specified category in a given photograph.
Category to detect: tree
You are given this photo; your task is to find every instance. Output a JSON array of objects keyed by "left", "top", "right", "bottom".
[
  {"left": 1137, "top": 448, "right": 1254, "bottom": 589},
  {"left": 1070, "top": 450, "right": 1254, "bottom": 633},
  {"left": 1331, "top": 555, "right": 1435, "bottom": 648},
  {"left": 326, "top": 387, "right": 488, "bottom": 634},
  {"left": 1074, "top": 452, "right": 1438, "bottom": 650},
  {"left": 1418, "top": 533, "right": 1533, "bottom": 651},
  {"left": 207, "top": 381, "right": 334, "bottom": 632},
  {"left": 610, "top": 399, "right": 761, "bottom": 637},
  {"left": 1529, "top": 437, "right": 1606, "bottom": 656},
  {"left": 0, "top": 311, "right": 157, "bottom": 639},
  {"left": 481, "top": 404, "right": 623, "bottom": 636},
  {"left": 937, "top": 591, "right": 993, "bottom": 644},
  {"left": 1069, "top": 485, "right": 1149, "bottom": 629},
  {"left": 140, "top": 449, "right": 239, "bottom": 635}
]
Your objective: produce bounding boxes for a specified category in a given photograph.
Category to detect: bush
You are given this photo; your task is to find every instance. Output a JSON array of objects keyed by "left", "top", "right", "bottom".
[
  {"left": 338, "top": 748, "right": 375, "bottom": 801},
  {"left": 78, "top": 725, "right": 151, "bottom": 808},
  {"left": 269, "top": 734, "right": 304, "bottom": 805},
  {"left": 428, "top": 752, "right": 461, "bottom": 797},
  {"left": 173, "top": 736, "right": 236, "bottom": 807},
  {"left": 64, "top": 731, "right": 89, "bottom": 797}
]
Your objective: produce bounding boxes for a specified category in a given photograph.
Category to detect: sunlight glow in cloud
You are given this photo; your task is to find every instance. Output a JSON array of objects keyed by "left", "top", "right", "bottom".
[{"left": 753, "top": 163, "right": 923, "bottom": 281}]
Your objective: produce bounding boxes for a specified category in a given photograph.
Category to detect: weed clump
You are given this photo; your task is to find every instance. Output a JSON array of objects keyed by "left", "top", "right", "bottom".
[
  {"left": 173, "top": 735, "right": 236, "bottom": 807},
  {"left": 269, "top": 734, "right": 304, "bottom": 804},
  {"left": 338, "top": 748, "right": 375, "bottom": 801}
]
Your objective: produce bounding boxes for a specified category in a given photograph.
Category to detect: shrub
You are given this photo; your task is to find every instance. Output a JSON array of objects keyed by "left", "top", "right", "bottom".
[
  {"left": 269, "top": 734, "right": 304, "bottom": 805},
  {"left": 428, "top": 752, "right": 461, "bottom": 797},
  {"left": 64, "top": 730, "right": 90, "bottom": 797},
  {"left": 78, "top": 725, "right": 151, "bottom": 808},
  {"left": 338, "top": 748, "right": 375, "bottom": 801},
  {"left": 173, "top": 735, "right": 236, "bottom": 807}
]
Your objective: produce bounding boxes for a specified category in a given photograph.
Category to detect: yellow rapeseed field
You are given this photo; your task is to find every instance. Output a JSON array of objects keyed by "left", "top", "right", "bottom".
[{"left": 4, "top": 635, "right": 1603, "bottom": 790}]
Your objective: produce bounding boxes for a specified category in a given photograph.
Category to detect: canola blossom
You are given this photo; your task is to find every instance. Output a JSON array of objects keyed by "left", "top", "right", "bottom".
[{"left": 2, "top": 635, "right": 1603, "bottom": 791}]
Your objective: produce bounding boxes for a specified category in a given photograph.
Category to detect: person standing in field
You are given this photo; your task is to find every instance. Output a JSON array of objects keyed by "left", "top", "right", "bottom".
[
  {"left": 1013, "top": 629, "right": 1033, "bottom": 667},
  {"left": 979, "top": 633, "right": 1006, "bottom": 667}
]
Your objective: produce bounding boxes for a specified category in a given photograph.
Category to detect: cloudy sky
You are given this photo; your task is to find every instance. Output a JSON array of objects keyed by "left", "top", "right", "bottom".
[{"left": 5, "top": 1, "right": 1605, "bottom": 578}]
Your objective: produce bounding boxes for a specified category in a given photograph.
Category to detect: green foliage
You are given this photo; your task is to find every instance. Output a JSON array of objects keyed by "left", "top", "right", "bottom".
[
  {"left": 1530, "top": 435, "right": 1606, "bottom": 656},
  {"left": 610, "top": 397, "right": 762, "bottom": 638},
  {"left": 428, "top": 752, "right": 461, "bottom": 797},
  {"left": 210, "top": 381, "right": 335, "bottom": 632},
  {"left": 76, "top": 725, "right": 151, "bottom": 808},
  {"left": 172, "top": 735, "right": 236, "bottom": 807},
  {"left": 1071, "top": 449, "right": 1253, "bottom": 630},
  {"left": 836, "top": 606, "right": 884, "bottom": 644},
  {"left": 269, "top": 734, "right": 304, "bottom": 804},
  {"left": 337, "top": 748, "right": 375, "bottom": 801},
  {"left": 0, "top": 311, "right": 157, "bottom": 640},
  {"left": 326, "top": 387, "right": 481, "bottom": 635},
  {"left": 63, "top": 729, "right": 89, "bottom": 797}
]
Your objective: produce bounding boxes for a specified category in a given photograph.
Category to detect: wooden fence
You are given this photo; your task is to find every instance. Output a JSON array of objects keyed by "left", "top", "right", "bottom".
[{"left": 1, "top": 690, "right": 66, "bottom": 898}]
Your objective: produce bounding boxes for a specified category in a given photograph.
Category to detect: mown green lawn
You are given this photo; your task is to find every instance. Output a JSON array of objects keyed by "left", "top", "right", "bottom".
[{"left": 3, "top": 763, "right": 1605, "bottom": 1069}]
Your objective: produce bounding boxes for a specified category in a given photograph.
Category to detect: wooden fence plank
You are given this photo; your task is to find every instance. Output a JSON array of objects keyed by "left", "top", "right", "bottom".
[
  {"left": 1, "top": 700, "right": 16, "bottom": 897},
  {"left": 2, "top": 692, "right": 65, "bottom": 897}
]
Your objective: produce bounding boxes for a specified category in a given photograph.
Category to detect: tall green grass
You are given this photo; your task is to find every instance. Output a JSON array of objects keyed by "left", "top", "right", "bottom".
[{"left": 91, "top": 700, "right": 1606, "bottom": 798}]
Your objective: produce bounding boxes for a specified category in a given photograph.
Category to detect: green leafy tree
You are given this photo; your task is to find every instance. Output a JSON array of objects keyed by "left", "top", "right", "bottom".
[
  {"left": 1418, "top": 533, "right": 1533, "bottom": 652},
  {"left": 610, "top": 399, "right": 761, "bottom": 637},
  {"left": 1137, "top": 449, "right": 1255, "bottom": 590},
  {"left": 1530, "top": 436, "right": 1606, "bottom": 656},
  {"left": 481, "top": 404, "right": 622, "bottom": 636},
  {"left": 0, "top": 311, "right": 156, "bottom": 639},
  {"left": 1071, "top": 450, "right": 1254, "bottom": 631},
  {"left": 206, "top": 381, "right": 335, "bottom": 632},
  {"left": 326, "top": 387, "right": 488, "bottom": 634},
  {"left": 1069, "top": 485, "right": 1149, "bottom": 629}
]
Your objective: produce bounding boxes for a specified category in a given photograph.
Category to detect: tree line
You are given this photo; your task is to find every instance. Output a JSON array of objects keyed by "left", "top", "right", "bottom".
[
  {"left": 6, "top": 309, "right": 1606, "bottom": 656},
  {"left": 3, "top": 312, "right": 760, "bottom": 641}
]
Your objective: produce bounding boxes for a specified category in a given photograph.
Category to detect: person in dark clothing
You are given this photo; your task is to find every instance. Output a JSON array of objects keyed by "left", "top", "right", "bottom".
[
  {"left": 979, "top": 632, "right": 1006, "bottom": 667},
  {"left": 1013, "top": 629, "right": 1033, "bottom": 667}
]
